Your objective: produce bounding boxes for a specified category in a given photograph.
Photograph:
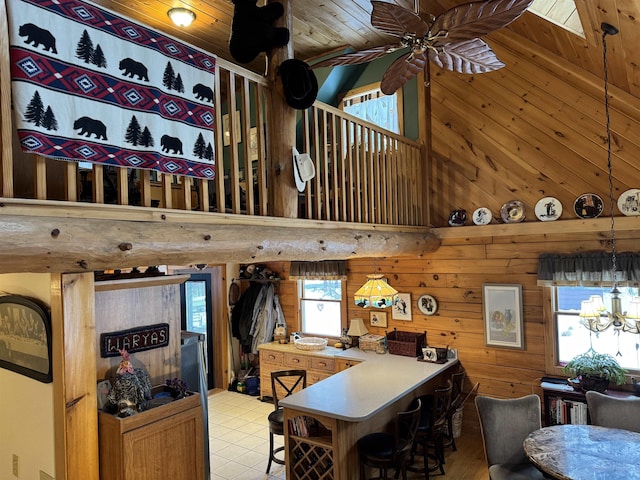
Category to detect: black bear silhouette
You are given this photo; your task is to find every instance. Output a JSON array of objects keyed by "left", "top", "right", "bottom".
[
  {"left": 119, "top": 58, "right": 149, "bottom": 81},
  {"left": 73, "top": 116, "right": 107, "bottom": 140},
  {"left": 19, "top": 23, "right": 57, "bottom": 53},
  {"left": 161, "top": 135, "right": 183, "bottom": 155},
  {"left": 192, "top": 83, "right": 214, "bottom": 103}
]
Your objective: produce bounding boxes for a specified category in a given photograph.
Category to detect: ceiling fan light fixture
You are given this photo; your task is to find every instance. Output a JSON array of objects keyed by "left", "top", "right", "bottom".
[{"left": 168, "top": 7, "right": 196, "bottom": 27}]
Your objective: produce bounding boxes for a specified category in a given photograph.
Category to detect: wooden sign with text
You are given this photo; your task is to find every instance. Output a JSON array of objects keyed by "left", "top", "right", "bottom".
[{"left": 100, "top": 323, "right": 170, "bottom": 357}]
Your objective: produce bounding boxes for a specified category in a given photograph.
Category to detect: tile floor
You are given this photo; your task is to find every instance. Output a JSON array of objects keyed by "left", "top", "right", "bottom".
[{"left": 209, "top": 389, "right": 286, "bottom": 480}]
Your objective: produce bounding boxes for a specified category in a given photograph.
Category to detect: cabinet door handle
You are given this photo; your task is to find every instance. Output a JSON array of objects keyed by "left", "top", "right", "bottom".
[
  {"left": 268, "top": 355, "right": 276, "bottom": 360},
  {"left": 293, "top": 358, "right": 299, "bottom": 363},
  {"left": 318, "top": 361, "right": 326, "bottom": 367}
]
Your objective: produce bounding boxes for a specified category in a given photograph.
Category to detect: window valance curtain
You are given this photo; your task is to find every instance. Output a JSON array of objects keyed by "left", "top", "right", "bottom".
[
  {"left": 537, "top": 252, "right": 640, "bottom": 286},
  {"left": 289, "top": 261, "right": 347, "bottom": 280}
]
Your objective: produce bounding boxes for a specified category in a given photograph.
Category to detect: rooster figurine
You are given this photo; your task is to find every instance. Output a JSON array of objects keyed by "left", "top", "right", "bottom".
[{"left": 104, "top": 349, "right": 152, "bottom": 417}]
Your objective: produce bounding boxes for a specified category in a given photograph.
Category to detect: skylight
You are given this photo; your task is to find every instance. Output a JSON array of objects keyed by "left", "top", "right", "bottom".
[{"left": 528, "top": 0, "right": 584, "bottom": 38}]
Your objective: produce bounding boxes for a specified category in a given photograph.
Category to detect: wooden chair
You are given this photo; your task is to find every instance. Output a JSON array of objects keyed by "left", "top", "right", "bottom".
[
  {"left": 475, "top": 394, "right": 545, "bottom": 480},
  {"left": 266, "top": 369, "right": 307, "bottom": 473},
  {"left": 358, "top": 398, "right": 422, "bottom": 480},
  {"left": 586, "top": 391, "right": 640, "bottom": 432},
  {"left": 409, "top": 381, "right": 452, "bottom": 479}
]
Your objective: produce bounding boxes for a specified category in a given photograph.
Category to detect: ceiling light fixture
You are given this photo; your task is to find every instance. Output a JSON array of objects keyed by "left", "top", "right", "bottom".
[
  {"left": 578, "top": 23, "right": 640, "bottom": 335},
  {"left": 168, "top": 7, "right": 196, "bottom": 27}
]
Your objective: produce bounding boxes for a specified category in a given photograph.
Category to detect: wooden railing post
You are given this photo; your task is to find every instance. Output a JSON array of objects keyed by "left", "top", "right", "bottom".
[{"left": 267, "top": 0, "right": 297, "bottom": 218}]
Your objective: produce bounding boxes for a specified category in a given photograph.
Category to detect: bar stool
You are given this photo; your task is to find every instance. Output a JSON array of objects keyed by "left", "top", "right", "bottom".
[
  {"left": 266, "top": 369, "right": 307, "bottom": 473},
  {"left": 358, "top": 398, "right": 422, "bottom": 480},
  {"left": 409, "top": 381, "right": 452, "bottom": 479}
]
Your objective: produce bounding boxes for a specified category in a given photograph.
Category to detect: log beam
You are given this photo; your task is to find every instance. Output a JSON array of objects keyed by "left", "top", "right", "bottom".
[{"left": 0, "top": 200, "right": 438, "bottom": 273}]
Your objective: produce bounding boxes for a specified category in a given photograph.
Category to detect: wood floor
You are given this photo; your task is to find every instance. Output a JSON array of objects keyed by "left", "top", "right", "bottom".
[{"left": 426, "top": 432, "right": 489, "bottom": 480}]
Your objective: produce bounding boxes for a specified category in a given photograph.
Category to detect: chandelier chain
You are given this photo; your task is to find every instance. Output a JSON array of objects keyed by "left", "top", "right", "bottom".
[{"left": 602, "top": 26, "right": 617, "bottom": 283}]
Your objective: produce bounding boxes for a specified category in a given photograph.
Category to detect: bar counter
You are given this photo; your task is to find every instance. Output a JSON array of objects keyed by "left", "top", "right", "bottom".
[{"left": 277, "top": 347, "right": 458, "bottom": 479}]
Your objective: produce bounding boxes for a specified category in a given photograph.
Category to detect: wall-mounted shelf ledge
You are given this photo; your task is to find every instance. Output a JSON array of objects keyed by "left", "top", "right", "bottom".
[{"left": 95, "top": 274, "right": 189, "bottom": 292}]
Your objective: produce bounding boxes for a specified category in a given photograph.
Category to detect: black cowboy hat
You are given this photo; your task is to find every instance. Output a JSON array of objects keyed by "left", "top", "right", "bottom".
[{"left": 279, "top": 59, "right": 318, "bottom": 110}]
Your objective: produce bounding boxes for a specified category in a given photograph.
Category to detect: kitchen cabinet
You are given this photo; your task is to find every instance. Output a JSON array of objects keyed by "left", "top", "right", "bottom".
[{"left": 258, "top": 343, "right": 349, "bottom": 399}]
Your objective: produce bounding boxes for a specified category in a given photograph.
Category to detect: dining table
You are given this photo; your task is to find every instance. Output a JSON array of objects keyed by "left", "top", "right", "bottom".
[{"left": 523, "top": 424, "right": 640, "bottom": 480}]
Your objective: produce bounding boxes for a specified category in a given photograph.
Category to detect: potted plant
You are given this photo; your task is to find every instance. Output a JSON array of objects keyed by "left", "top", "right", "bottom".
[
  {"left": 562, "top": 350, "right": 627, "bottom": 393},
  {"left": 165, "top": 377, "right": 189, "bottom": 399}
]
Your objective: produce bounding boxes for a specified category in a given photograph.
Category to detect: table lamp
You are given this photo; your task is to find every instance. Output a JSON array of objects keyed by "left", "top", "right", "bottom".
[{"left": 347, "top": 317, "right": 368, "bottom": 348}]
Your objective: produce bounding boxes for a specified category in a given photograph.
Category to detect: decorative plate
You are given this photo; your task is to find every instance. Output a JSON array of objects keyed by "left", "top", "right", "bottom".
[
  {"left": 500, "top": 200, "right": 525, "bottom": 223},
  {"left": 534, "top": 197, "right": 562, "bottom": 221},
  {"left": 417, "top": 294, "right": 438, "bottom": 316},
  {"left": 448, "top": 209, "right": 467, "bottom": 226},
  {"left": 617, "top": 189, "right": 640, "bottom": 216},
  {"left": 472, "top": 207, "right": 492, "bottom": 225},
  {"left": 573, "top": 193, "right": 604, "bottom": 219}
]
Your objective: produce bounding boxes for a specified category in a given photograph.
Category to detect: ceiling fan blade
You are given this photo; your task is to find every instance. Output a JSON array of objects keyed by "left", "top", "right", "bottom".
[
  {"left": 429, "top": 38, "right": 505, "bottom": 73},
  {"left": 371, "top": 0, "right": 429, "bottom": 38},
  {"left": 380, "top": 52, "right": 427, "bottom": 95},
  {"left": 312, "top": 44, "right": 404, "bottom": 68},
  {"left": 431, "top": 0, "right": 533, "bottom": 45}
]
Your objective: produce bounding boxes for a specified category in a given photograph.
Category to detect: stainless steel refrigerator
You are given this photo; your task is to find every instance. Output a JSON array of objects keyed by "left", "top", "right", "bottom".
[{"left": 181, "top": 331, "right": 210, "bottom": 478}]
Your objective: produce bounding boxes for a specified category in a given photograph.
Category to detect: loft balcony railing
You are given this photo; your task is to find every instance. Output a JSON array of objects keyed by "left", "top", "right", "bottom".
[{"left": 0, "top": 8, "right": 425, "bottom": 226}]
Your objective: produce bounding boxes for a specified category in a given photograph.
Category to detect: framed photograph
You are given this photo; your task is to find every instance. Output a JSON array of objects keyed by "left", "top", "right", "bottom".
[
  {"left": 0, "top": 295, "right": 52, "bottom": 382},
  {"left": 417, "top": 294, "right": 438, "bottom": 315},
  {"left": 370, "top": 311, "right": 387, "bottom": 328},
  {"left": 392, "top": 293, "right": 412, "bottom": 321},
  {"left": 482, "top": 284, "right": 524, "bottom": 350}
]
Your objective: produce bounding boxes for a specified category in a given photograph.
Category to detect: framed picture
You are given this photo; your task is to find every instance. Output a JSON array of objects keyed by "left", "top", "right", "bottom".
[
  {"left": 0, "top": 295, "right": 52, "bottom": 382},
  {"left": 249, "top": 127, "right": 259, "bottom": 161},
  {"left": 222, "top": 111, "right": 241, "bottom": 146},
  {"left": 482, "top": 284, "right": 524, "bottom": 350},
  {"left": 370, "top": 311, "right": 387, "bottom": 328},
  {"left": 417, "top": 294, "right": 438, "bottom": 315},
  {"left": 392, "top": 293, "right": 412, "bottom": 321}
]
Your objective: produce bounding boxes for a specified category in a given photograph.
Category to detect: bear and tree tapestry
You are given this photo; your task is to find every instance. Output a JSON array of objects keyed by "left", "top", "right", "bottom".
[{"left": 7, "top": 0, "right": 217, "bottom": 179}]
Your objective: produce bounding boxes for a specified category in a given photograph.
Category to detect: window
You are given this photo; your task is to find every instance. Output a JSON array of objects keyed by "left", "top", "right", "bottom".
[
  {"left": 554, "top": 286, "right": 640, "bottom": 371},
  {"left": 299, "top": 279, "right": 345, "bottom": 337},
  {"left": 341, "top": 83, "right": 403, "bottom": 135}
]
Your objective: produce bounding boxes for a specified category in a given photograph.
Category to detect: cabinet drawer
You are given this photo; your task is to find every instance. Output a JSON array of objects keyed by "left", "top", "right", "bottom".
[
  {"left": 261, "top": 350, "right": 284, "bottom": 366},
  {"left": 284, "top": 353, "right": 310, "bottom": 369},
  {"left": 310, "top": 357, "right": 335, "bottom": 372},
  {"left": 307, "top": 370, "right": 332, "bottom": 385}
]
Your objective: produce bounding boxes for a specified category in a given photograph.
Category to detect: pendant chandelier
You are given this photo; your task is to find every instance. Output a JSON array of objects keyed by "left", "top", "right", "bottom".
[
  {"left": 578, "top": 23, "right": 640, "bottom": 335},
  {"left": 353, "top": 259, "right": 398, "bottom": 308}
]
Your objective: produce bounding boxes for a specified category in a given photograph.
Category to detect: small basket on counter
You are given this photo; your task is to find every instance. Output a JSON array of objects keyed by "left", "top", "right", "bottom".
[
  {"left": 386, "top": 329, "right": 426, "bottom": 357},
  {"left": 358, "top": 333, "right": 385, "bottom": 352}
]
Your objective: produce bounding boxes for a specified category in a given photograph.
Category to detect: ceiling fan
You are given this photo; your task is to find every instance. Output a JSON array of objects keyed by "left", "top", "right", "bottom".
[{"left": 313, "top": 0, "right": 533, "bottom": 95}]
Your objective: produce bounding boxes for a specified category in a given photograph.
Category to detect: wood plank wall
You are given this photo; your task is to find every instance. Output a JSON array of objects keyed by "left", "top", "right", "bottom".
[
  {"left": 427, "top": 27, "right": 640, "bottom": 228},
  {"left": 263, "top": 223, "right": 640, "bottom": 433}
]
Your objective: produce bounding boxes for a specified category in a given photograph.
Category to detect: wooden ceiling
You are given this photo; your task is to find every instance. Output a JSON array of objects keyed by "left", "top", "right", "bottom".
[{"left": 89, "top": 0, "right": 640, "bottom": 99}]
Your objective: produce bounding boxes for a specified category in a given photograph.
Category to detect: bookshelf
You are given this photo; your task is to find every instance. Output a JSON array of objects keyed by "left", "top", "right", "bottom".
[{"left": 541, "top": 381, "right": 634, "bottom": 426}]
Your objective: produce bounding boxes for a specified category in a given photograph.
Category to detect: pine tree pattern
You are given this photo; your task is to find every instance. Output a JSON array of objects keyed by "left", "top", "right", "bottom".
[
  {"left": 24, "top": 90, "right": 58, "bottom": 130},
  {"left": 125, "top": 115, "right": 154, "bottom": 147},
  {"left": 162, "top": 62, "right": 175, "bottom": 90},
  {"left": 24, "top": 90, "right": 45, "bottom": 126},
  {"left": 173, "top": 73, "right": 184, "bottom": 93},
  {"left": 75, "top": 29, "right": 106, "bottom": 67}
]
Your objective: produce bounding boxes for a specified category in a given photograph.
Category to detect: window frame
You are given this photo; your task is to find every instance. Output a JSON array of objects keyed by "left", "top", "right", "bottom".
[
  {"left": 340, "top": 82, "right": 404, "bottom": 135},
  {"left": 544, "top": 285, "right": 639, "bottom": 379},
  {"left": 297, "top": 278, "right": 347, "bottom": 340}
]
